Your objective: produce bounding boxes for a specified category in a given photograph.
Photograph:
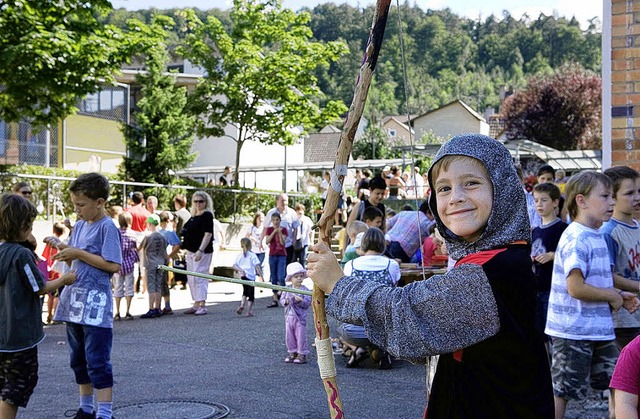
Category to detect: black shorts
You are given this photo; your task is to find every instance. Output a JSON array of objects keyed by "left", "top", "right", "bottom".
[
  {"left": 241, "top": 278, "right": 255, "bottom": 302},
  {"left": 0, "top": 347, "right": 39, "bottom": 408}
]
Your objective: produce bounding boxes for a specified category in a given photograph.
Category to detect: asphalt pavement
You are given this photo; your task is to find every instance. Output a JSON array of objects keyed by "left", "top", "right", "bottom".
[
  {"left": 24, "top": 277, "right": 428, "bottom": 419},
  {"left": 21, "top": 245, "right": 609, "bottom": 418}
]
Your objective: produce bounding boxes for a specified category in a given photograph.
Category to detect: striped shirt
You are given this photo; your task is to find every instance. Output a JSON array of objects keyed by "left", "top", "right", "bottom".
[{"left": 545, "top": 221, "right": 615, "bottom": 341}]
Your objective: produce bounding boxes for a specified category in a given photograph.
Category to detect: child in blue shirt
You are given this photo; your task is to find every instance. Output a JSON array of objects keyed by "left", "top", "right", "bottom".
[
  {"left": 158, "top": 211, "right": 181, "bottom": 315},
  {"left": 51, "top": 173, "right": 122, "bottom": 419},
  {"left": 531, "top": 182, "right": 567, "bottom": 347}
]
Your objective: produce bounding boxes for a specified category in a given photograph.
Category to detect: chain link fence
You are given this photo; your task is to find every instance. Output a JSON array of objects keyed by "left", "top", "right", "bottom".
[
  {"left": 0, "top": 121, "right": 60, "bottom": 168},
  {"left": 0, "top": 172, "right": 317, "bottom": 225}
]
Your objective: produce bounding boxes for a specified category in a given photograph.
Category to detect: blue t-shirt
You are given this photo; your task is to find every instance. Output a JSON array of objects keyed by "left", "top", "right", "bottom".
[
  {"left": 531, "top": 218, "right": 568, "bottom": 292},
  {"left": 159, "top": 229, "right": 181, "bottom": 246},
  {"left": 54, "top": 216, "right": 122, "bottom": 328}
]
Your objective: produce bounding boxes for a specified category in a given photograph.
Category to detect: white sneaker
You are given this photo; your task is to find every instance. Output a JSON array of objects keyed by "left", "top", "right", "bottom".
[{"left": 194, "top": 307, "right": 208, "bottom": 316}]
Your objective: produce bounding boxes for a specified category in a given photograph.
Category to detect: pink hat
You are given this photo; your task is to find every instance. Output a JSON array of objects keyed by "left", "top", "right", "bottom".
[{"left": 285, "top": 262, "right": 307, "bottom": 282}]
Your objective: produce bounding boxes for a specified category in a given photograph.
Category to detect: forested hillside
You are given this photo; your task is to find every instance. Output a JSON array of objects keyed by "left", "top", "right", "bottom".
[{"left": 104, "top": 3, "right": 601, "bottom": 123}]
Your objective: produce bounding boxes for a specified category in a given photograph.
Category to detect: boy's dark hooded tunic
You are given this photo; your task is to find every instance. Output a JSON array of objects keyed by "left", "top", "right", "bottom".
[{"left": 326, "top": 134, "right": 553, "bottom": 418}]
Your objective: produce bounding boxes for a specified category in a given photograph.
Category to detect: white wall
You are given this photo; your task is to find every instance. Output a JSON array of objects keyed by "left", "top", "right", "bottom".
[
  {"left": 190, "top": 123, "right": 305, "bottom": 192},
  {"left": 414, "top": 105, "right": 489, "bottom": 140}
]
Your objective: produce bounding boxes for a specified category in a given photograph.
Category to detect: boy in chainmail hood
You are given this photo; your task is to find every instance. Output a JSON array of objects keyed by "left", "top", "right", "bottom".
[{"left": 307, "top": 134, "right": 553, "bottom": 418}]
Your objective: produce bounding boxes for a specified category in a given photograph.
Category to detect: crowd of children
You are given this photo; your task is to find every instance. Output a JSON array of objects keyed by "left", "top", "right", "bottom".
[{"left": 7, "top": 133, "right": 640, "bottom": 418}]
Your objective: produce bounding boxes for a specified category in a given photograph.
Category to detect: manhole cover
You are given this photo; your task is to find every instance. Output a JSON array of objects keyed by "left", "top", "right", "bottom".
[{"left": 113, "top": 400, "right": 230, "bottom": 419}]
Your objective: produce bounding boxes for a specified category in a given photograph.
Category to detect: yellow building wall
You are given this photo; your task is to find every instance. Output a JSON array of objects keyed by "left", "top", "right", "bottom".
[{"left": 64, "top": 114, "right": 125, "bottom": 173}]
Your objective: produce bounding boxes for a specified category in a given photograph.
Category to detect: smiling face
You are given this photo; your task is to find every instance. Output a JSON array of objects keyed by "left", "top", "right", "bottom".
[
  {"left": 369, "top": 188, "right": 385, "bottom": 205},
  {"left": 434, "top": 157, "right": 493, "bottom": 243},
  {"left": 71, "top": 192, "right": 105, "bottom": 223}
]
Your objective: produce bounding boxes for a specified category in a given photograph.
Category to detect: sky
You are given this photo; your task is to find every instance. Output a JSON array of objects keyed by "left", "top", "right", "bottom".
[{"left": 111, "top": 0, "right": 603, "bottom": 28}]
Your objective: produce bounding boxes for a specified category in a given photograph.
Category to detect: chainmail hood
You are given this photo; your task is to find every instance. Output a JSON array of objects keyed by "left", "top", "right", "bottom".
[{"left": 427, "top": 134, "right": 530, "bottom": 260}]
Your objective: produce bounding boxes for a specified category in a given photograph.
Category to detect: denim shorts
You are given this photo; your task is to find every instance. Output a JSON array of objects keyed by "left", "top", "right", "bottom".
[
  {"left": 550, "top": 337, "right": 618, "bottom": 400},
  {"left": 0, "top": 347, "right": 38, "bottom": 407},
  {"left": 66, "top": 323, "right": 113, "bottom": 389}
]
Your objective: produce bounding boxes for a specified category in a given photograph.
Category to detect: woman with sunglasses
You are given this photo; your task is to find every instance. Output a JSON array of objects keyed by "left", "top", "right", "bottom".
[
  {"left": 180, "top": 191, "right": 214, "bottom": 316},
  {"left": 12, "top": 182, "right": 33, "bottom": 200}
]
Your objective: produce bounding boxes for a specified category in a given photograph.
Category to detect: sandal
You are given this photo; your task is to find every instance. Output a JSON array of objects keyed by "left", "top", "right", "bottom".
[
  {"left": 293, "top": 355, "right": 307, "bottom": 364},
  {"left": 285, "top": 353, "right": 297, "bottom": 363},
  {"left": 236, "top": 306, "right": 244, "bottom": 315},
  {"left": 346, "top": 347, "right": 368, "bottom": 368}
]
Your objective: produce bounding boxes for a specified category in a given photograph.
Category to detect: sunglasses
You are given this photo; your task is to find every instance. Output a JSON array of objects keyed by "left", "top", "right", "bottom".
[
  {"left": 193, "top": 200, "right": 205, "bottom": 204},
  {"left": 21, "top": 191, "right": 32, "bottom": 196}
]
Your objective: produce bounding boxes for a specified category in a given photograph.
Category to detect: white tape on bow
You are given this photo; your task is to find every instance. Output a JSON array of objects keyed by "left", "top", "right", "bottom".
[{"left": 330, "top": 165, "right": 348, "bottom": 193}]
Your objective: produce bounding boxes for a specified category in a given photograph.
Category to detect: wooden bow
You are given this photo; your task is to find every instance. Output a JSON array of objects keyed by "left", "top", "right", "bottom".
[{"left": 312, "top": 1, "right": 391, "bottom": 417}]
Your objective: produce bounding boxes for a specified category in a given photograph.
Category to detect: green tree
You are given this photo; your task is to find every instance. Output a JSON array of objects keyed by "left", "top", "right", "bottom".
[
  {"left": 119, "top": 16, "right": 196, "bottom": 184},
  {"left": 178, "top": 0, "right": 348, "bottom": 184},
  {"left": 501, "top": 63, "right": 601, "bottom": 150},
  {"left": 0, "top": 0, "right": 137, "bottom": 127},
  {"left": 352, "top": 126, "right": 402, "bottom": 160}
]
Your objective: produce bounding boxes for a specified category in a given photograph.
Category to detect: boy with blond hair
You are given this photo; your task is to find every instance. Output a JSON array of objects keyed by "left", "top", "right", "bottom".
[
  {"left": 308, "top": 134, "right": 554, "bottom": 416},
  {"left": 546, "top": 170, "right": 640, "bottom": 418}
]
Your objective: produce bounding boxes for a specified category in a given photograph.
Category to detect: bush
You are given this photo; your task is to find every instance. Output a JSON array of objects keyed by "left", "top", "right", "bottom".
[{"left": 2, "top": 164, "right": 323, "bottom": 224}]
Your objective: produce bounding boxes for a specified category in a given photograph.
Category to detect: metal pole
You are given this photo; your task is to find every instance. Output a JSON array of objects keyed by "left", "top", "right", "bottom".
[
  {"left": 45, "top": 126, "right": 51, "bottom": 167},
  {"left": 283, "top": 146, "right": 288, "bottom": 192}
]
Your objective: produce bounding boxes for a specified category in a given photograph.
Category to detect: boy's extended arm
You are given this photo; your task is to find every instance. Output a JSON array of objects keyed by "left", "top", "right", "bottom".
[
  {"left": 39, "top": 271, "right": 77, "bottom": 295},
  {"left": 614, "top": 273, "right": 640, "bottom": 294},
  {"left": 168, "top": 244, "right": 181, "bottom": 260},
  {"left": 566, "top": 268, "right": 623, "bottom": 309},
  {"left": 308, "top": 243, "right": 500, "bottom": 362},
  {"left": 53, "top": 247, "right": 121, "bottom": 274}
]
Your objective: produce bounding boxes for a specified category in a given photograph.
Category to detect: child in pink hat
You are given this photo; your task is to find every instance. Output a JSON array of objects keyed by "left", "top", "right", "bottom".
[{"left": 280, "top": 262, "right": 312, "bottom": 364}]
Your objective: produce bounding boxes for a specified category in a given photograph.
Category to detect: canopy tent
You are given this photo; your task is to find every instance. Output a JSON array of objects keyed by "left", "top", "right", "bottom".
[{"left": 393, "top": 139, "right": 602, "bottom": 172}]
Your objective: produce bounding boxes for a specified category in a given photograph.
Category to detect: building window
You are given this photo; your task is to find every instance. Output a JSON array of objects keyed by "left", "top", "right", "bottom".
[
  {"left": 77, "top": 86, "right": 126, "bottom": 122},
  {"left": 388, "top": 129, "right": 397, "bottom": 137}
]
